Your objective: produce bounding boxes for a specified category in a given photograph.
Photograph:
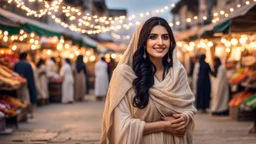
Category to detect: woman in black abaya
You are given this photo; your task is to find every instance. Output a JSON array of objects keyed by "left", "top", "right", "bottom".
[{"left": 196, "top": 54, "right": 214, "bottom": 113}]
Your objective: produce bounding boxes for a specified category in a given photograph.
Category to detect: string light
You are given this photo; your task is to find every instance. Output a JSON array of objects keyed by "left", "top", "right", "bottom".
[
  {"left": 8, "top": 0, "right": 256, "bottom": 34},
  {"left": 111, "top": 32, "right": 130, "bottom": 40},
  {"left": 9, "top": 0, "right": 63, "bottom": 18}
]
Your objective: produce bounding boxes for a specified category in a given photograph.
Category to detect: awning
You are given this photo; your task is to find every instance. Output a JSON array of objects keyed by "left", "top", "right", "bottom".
[
  {"left": 213, "top": 19, "right": 232, "bottom": 33},
  {"left": 198, "top": 2, "right": 256, "bottom": 35},
  {"left": 0, "top": 8, "right": 99, "bottom": 49},
  {"left": 0, "top": 8, "right": 61, "bottom": 36},
  {"left": 0, "top": 15, "right": 21, "bottom": 35},
  {"left": 22, "top": 23, "right": 62, "bottom": 38}
]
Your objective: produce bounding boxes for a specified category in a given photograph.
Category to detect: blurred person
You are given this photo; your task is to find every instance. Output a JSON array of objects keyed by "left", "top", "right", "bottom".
[
  {"left": 36, "top": 58, "right": 49, "bottom": 104},
  {"left": 196, "top": 54, "right": 214, "bottom": 113},
  {"left": 107, "top": 57, "right": 116, "bottom": 81},
  {"left": 74, "top": 55, "right": 87, "bottom": 101},
  {"left": 100, "top": 17, "right": 196, "bottom": 144},
  {"left": 94, "top": 56, "right": 109, "bottom": 101},
  {"left": 14, "top": 52, "right": 37, "bottom": 117},
  {"left": 210, "top": 57, "right": 229, "bottom": 115},
  {"left": 27, "top": 54, "right": 41, "bottom": 103},
  {"left": 60, "top": 58, "right": 74, "bottom": 103},
  {"left": 46, "top": 57, "right": 59, "bottom": 80},
  {"left": 192, "top": 56, "right": 200, "bottom": 95},
  {"left": 226, "top": 60, "right": 238, "bottom": 96}
]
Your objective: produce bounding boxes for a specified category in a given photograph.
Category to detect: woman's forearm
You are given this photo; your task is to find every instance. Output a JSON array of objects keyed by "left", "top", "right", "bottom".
[{"left": 143, "top": 121, "right": 167, "bottom": 135}]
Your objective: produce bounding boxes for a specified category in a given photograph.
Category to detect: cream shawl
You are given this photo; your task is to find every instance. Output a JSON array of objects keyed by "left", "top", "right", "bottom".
[{"left": 100, "top": 22, "right": 197, "bottom": 144}]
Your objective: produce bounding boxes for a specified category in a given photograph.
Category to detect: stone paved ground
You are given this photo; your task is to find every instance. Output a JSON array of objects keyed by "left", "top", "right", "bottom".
[{"left": 0, "top": 94, "right": 256, "bottom": 144}]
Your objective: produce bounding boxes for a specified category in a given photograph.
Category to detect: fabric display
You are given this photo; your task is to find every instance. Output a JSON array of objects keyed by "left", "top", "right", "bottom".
[
  {"left": 0, "top": 96, "right": 27, "bottom": 116},
  {"left": 0, "top": 64, "right": 26, "bottom": 89}
]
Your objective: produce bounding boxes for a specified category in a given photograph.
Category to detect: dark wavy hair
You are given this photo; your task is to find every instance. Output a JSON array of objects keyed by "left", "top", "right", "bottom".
[{"left": 132, "top": 17, "right": 176, "bottom": 108}]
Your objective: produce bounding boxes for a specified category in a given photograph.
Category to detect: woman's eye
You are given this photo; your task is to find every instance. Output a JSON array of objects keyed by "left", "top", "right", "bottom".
[
  {"left": 149, "top": 35, "right": 157, "bottom": 40},
  {"left": 162, "top": 35, "right": 169, "bottom": 40}
]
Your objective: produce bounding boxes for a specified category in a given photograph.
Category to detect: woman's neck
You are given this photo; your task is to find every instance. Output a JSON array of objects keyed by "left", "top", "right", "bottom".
[{"left": 149, "top": 56, "right": 164, "bottom": 72}]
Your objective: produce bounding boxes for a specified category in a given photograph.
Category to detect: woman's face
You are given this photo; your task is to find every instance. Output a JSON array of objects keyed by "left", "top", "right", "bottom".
[{"left": 146, "top": 25, "right": 170, "bottom": 60}]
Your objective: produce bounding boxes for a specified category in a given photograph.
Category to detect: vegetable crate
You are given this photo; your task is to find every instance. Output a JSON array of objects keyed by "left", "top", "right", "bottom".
[{"left": 229, "top": 106, "right": 254, "bottom": 121}]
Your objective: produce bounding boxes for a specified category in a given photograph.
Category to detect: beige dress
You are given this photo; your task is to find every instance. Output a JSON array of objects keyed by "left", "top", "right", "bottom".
[
  {"left": 37, "top": 65, "right": 49, "bottom": 99},
  {"left": 74, "top": 70, "right": 86, "bottom": 101},
  {"left": 112, "top": 77, "right": 192, "bottom": 144}
]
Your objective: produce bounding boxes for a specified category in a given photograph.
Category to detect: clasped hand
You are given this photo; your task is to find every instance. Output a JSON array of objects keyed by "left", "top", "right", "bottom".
[{"left": 161, "top": 113, "right": 187, "bottom": 137}]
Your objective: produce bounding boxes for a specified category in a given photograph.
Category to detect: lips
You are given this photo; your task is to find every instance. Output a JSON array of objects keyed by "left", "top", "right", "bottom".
[{"left": 153, "top": 48, "right": 165, "bottom": 53}]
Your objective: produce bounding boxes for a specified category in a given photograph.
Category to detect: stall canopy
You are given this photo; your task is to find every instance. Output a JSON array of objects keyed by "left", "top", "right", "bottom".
[
  {"left": 201, "top": 2, "right": 256, "bottom": 35},
  {"left": 63, "top": 34, "right": 97, "bottom": 49},
  {"left": 175, "top": 2, "right": 256, "bottom": 41},
  {"left": 0, "top": 15, "right": 20, "bottom": 35},
  {"left": 0, "top": 8, "right": 99, "bottom": 49},
  {"left": 22, "top": 23, "right": 62, "bottom": 38},
  {"left": 213, "top": 19, "right": 232, "bottom": 34},
  {"left": 213, "top": 5, "right": 256, "bottom": 34}
]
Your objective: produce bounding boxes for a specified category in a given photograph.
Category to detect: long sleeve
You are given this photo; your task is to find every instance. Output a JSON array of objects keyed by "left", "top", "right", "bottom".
[{"left": 112, "top": 96, "right": 145, "bottom": 144}]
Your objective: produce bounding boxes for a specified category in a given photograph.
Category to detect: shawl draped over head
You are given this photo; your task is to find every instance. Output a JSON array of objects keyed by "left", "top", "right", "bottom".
[{"left": 100, "top": 21, "right": 197, "bottom": 144}]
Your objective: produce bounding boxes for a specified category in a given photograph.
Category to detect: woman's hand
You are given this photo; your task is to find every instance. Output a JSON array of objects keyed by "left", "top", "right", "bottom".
[{"left": 161, "top": 114, "right": 187, "bottom": 137}]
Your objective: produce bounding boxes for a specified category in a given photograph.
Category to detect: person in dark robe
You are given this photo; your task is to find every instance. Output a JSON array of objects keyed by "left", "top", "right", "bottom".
[
  {"left": 14, "top": 52, "right": 37, "bottom": 117},
  {"left": 74, "top": 55, "right": 87, "bottom": 101},
  {"left": 196, "top": 54, "right": 214, "bottom": 113}
]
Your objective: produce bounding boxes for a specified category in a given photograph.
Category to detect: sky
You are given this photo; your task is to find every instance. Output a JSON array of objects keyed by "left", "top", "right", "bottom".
[{"left": 105, "top": 0, "right": 179, "bottom": 42}]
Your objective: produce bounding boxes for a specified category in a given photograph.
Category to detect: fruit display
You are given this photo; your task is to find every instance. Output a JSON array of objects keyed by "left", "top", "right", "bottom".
[{"left": 0, "top": 64, "right": 26, "bottom": 90}]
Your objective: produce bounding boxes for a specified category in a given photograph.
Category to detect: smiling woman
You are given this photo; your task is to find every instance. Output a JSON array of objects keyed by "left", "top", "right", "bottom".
[{"left": 100, "top": 17, "right": 196, "bottom": 144}]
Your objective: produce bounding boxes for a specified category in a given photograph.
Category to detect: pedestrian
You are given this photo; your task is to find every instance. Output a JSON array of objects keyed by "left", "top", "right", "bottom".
[
  {"left": 74, "top": 55, "right": 87, "bottom": 101},
  {"left": 14, "top": 52, "right": 37, "bottom": 118},
  {"left": 192, "top": 56, "right": 200, "bottom": 95},
  {"left": 100, "top": 17, "right": 196, "bottom": 144},
  {"left": 210, "top": 57, "right": 229, "bottom": 115},
  {"left": 196, "top": 54, "right": 214, "bottom": 113},
  {"left": 107, "top": 57, "right": 115, "bottom": 81},
  {"left": 94, "top": 56, "right": 109, "bottom": 101},
  {"left": 36, "top": 58, "right": 49, "bottom": 104},
  {"left": 60, "top": 58, "right": 74, "bottom": 103}
]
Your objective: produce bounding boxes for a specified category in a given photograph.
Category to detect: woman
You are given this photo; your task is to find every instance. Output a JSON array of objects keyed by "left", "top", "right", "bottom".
[
  {"left": 196, "top": 54, "right": 213, "bottom": 113},
  {"left": 74, "top": 55, "right": 87, "bottom": 101},
  {"left": 36, "top": 58, "right": 49, "bottom": 104},
  {"left": 94, "top": 57, "right": 109, "bottom": 101},
  {"left": 211, "top": 57, "right": 229, "bottom": 115},
  {"left": 101, "top": 17, "right": 196, "bottom": 144},
  {"left": 60, "top": 58, "right": 74, "bottom": 103}
]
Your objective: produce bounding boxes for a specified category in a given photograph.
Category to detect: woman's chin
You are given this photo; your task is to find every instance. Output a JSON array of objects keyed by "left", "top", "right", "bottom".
[{"left": 149, "top": 54, "right": 166, "bottom": 59}]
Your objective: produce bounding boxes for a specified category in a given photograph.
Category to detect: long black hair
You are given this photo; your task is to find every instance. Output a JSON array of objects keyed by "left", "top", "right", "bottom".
[{"left": 132, "top": 17, "right": 176, "bottom": 109}]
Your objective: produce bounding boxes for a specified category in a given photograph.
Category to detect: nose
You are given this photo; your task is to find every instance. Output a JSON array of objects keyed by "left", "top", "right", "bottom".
[{"left": 157, "top": 37, "right": 164, "bottom": 46}]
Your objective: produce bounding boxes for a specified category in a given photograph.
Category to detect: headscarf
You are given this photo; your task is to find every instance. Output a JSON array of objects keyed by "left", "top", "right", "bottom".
[
  {"left": 76, "top": 55, "right": 86, "bottom": 73},
  {"left": 213, "top": 57, "right": 221, "bottom": 75},
  {"left": 101, "top": 19, "right": 197, "bottom": 144},
  {"left": 64, "top": 58, "right": 71, "bottom": 66}
]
